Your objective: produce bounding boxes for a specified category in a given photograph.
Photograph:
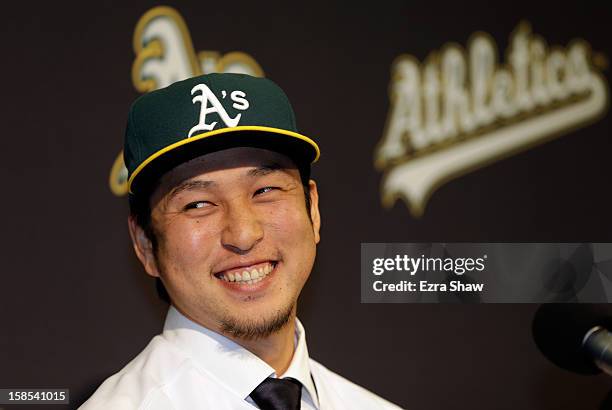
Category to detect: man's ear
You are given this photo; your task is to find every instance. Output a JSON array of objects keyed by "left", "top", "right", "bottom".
[
  {"left": 308, "top": 180, "right": 321, "bottom": 244},
  {"left": 127, "top": 216, "right": 161, "bottom": 278}
]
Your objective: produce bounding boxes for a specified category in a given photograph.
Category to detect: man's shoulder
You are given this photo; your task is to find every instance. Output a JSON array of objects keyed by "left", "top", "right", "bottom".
[
  {"left": 79, "top": 335, "right": 189, "bottom": 410},
  {"left": 309, "top": 358, "right": 404, "bottom": 410}
]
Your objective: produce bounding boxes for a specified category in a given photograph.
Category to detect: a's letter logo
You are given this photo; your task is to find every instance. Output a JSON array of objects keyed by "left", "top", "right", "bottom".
[{"left": 188, "top": 84, "right": 249, "bottom": 137}]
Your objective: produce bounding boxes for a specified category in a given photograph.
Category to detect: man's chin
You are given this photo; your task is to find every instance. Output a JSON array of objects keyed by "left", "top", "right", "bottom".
[{"left": 219, "top": 303, "right": 295, "bottom": 340}]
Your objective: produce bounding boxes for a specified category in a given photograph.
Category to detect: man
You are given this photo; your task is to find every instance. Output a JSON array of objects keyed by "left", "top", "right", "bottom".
[{"left": 82, "top": 73, "right": 401, "bottom": 409}]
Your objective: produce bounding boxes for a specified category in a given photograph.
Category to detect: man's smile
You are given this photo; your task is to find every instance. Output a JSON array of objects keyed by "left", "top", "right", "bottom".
[{"left": 214, "top": 261, "right": 278, "bottom": 285}]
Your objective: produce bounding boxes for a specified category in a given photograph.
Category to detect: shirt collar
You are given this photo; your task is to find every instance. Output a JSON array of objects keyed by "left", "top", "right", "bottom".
[
  {"left": 162, "top": 306, "right": 318, "bottom": 407},
  {"left": 281, "top": 318, "right": 319, "bottom": 408}
]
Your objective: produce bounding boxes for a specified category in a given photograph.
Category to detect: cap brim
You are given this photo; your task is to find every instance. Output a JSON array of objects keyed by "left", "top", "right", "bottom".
[{"left": 128, "top": 125, "right": 320, "bottom": 195}]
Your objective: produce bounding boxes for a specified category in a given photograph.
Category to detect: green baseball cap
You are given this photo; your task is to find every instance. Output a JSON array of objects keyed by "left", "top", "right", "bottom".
[{"left": 124, "top": 73, "right": 320, "bottom": 195}]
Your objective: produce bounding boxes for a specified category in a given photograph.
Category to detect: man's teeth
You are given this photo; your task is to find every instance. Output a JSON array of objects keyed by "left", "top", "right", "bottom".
[{"left": 219, "top": 263, "right": 274, "bottom": 284}]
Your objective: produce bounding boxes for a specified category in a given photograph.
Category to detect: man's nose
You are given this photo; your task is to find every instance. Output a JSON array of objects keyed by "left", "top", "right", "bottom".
[{"left": 220, "top": 203, "right": 264, "bottom": 254}]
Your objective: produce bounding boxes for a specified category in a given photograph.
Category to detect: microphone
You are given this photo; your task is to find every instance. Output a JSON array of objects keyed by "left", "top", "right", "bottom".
[
  {"left": 532, "top": 304, "right": 612, "bottom": 375},
  {"left": 583, "top": 327, "right": 612, "bottom": 375}
]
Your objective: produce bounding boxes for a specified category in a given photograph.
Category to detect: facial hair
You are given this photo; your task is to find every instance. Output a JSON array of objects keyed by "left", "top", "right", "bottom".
[{"left": 219, "top": 301, "right": 295, "bottom": 340}]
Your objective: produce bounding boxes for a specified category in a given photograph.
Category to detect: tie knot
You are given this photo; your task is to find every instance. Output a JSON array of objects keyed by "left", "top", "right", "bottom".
[{"left": 250, "top": 377, "right": 302, "bottom": 410}]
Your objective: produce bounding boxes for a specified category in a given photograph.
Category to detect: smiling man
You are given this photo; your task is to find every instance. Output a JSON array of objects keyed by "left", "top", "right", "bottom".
[{"left": 81, "top": 73, "right": 401, "bottom": 409}]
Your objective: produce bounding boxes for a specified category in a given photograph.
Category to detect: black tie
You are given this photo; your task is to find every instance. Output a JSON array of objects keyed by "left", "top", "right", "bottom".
[{"left": 250, "top": 377, "right": 302, "bottom": 410}]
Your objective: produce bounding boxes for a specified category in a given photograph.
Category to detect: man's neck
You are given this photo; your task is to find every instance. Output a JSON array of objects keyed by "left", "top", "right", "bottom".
[
  {"left": 174, "top": 304, "right": 298, "bottom": 376},
  {"left": 231, "top": 317, "right": 296, "bottom": 376}
]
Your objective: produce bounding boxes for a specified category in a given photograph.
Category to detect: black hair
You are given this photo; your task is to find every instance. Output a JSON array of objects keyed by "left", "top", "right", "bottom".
[{"left": 129, "top": 165, "right": 312, "bottom": 304}]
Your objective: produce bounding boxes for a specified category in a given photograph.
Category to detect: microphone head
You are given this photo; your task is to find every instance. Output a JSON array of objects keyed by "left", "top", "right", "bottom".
[{"left": 532, "top": 304, "right": 612, "bottom": 375}]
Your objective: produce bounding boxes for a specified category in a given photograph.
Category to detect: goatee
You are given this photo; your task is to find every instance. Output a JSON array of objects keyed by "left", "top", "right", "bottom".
[{"left": 220, "top": 302, "right": 295, "bottom": 340}]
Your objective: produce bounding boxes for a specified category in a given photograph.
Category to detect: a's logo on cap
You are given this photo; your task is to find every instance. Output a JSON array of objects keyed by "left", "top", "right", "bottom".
[{"left": 188, "top": 84, "right": 250, "bottom": 137}]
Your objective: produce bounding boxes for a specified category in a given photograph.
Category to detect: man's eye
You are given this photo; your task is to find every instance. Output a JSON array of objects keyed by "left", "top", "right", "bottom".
[
  {"left": 184, "top": 201, "right": 212, "bottom": 210},
  {"left": 254, "top": 187, "right": 279, "bottom": 196}
]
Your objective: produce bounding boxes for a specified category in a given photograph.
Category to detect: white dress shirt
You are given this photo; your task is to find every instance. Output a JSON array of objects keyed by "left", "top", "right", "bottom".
[{"left": 80, "top": 307, "right": 403, "bottom": 409}]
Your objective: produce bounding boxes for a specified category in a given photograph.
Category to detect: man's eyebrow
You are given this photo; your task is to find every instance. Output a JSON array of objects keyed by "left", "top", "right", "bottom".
[
  {"left": 164, "top": 163, "right": 292, "bottom": 203},
  {"left": 246, "top": 163, "right": 291, "bottom": 178},
  {"left": 167, "top": 179, "right": 216, "bottom": 201}
]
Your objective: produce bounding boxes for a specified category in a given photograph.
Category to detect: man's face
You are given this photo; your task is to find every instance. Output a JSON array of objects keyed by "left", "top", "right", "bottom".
[{"left": 130, "top": 147, "right": 320, "bottom": 339}]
